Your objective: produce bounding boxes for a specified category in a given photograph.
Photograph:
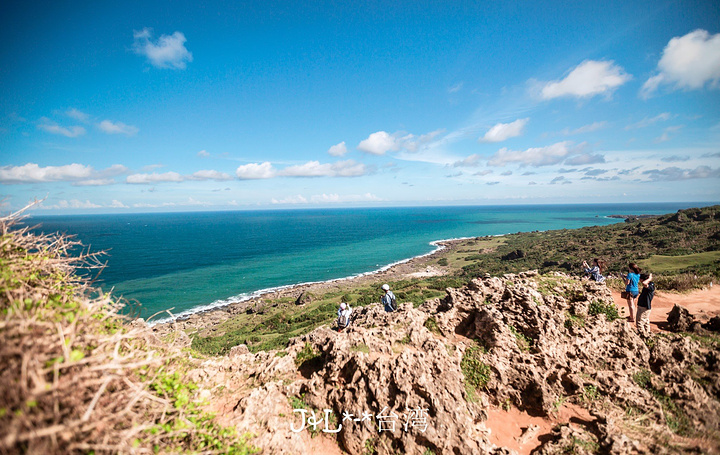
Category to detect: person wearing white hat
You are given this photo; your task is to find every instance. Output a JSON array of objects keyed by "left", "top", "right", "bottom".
[
  {"left": 381, "top": 284, "right": 397, "bottom": 312},
  {"left": 337, "top": 302, "right": 352, "bottom": 331}
]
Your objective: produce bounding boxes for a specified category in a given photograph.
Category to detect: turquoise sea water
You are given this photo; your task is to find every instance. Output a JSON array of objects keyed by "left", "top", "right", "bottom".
[{"left": 27, "top": 203, "right": 700, "bottom": 321}]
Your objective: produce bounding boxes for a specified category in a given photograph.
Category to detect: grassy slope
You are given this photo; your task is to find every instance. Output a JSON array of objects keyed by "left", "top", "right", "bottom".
[{"left": 192, "top": 205, "right": 720, "bottom": 355}]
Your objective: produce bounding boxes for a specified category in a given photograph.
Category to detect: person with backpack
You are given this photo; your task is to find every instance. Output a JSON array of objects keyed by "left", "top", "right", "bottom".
[
  {"left": 636, "top": 273, "right": 655, "bottom": 338},
  {"left": 582, "top": 258, "right": 606, "bottom": 283},
  {"left": 381, "top": 284, "right": 397, "bottom": 312},
  {"left": 621, "top": 263, "right": 642, "bottom": 323},
  {"left": 337, "top": 302, "right": 352, "bottom": 332}
]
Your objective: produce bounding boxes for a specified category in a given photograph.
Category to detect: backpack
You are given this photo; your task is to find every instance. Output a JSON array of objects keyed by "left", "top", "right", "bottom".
[
  {"left": 338, "top": 312, "right": 350, "bottom": 328},
  {"left": 388, "top": 293, "right": 397, "bottom": 311}
]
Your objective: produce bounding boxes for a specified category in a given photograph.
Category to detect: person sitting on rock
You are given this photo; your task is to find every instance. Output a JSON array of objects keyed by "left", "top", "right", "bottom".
[
  {"left": 582, "top": 258, "right": 606, "bottom": 283},
  {"left": 636, "top": 273, "right": 654, "bottom": 338},
  {"left": 337, "top": 302, "right": 352, "bottom": 332},
  {"left": 381, "top": 284, "right": 397, "bottom": 312}
]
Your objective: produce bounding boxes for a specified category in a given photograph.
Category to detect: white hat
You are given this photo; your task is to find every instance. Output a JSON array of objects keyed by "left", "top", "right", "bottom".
[
  {"left": 381, "top": 284, "right": 390, "bottom": 291},
  {"left": 340, "top": 302, "right": 347, "bottom": 309}
]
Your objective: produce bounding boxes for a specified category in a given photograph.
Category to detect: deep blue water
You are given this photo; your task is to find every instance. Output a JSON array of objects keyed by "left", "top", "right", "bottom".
[{"left": 25, "top": 203, "right": 702, "bottom": 321}]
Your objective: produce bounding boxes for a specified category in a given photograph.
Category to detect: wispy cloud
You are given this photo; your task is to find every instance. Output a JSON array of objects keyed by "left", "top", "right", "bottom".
[
  {"left": 654, "top": 125, "right": 683, "bottom": 143},
  {"left": 236, "top": 160, "right": 369, "bottom": 179},
  {"left": 98, "top": 120, "right": 139, "bottom": 136},
  {"left": 132, "top": 28, "right": 193, "bottom": 69},
  {"left": 65, "top": 108, "right": 90, "bottom": 122},
  {"left": 478, "top": 118, "right": 529, "bottom": 143},
  {"left": 126, "top": 171, "right": 184, "bottom": 184},
  {"left": 561, "top": 121, "right": 607, "bottom": 135},
  {"left": 37, "top": 117, "right": 85, "bottom": 137},
  {"left": 564, "top": 153, "right": 606, "bottom": 166},
  {"left": 625, "top": 113, "right": 671, "bottom": 130},
  {"left": 643, "top": 165, "right": 720, "bottom": 181},
  {"left": 487, "top": 141, "right": 583, "bottom": 167},
  {"left": 448, "top": 82, "right": 464, "bottom": 93}
]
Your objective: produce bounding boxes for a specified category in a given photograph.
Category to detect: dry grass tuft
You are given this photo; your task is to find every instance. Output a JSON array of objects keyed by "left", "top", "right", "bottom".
[{"left": 0, "top": 203, "right": 256, "bottom": 454}]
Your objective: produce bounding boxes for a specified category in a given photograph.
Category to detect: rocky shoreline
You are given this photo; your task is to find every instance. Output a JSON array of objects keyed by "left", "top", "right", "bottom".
[{"left": 152, "top": 238, "right": 468, "bottom": 334}]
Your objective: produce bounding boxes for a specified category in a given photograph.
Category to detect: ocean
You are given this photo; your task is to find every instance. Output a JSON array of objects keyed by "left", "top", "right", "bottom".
[{"left": 25, "top": 203, "right": 700, "bottom": 321}]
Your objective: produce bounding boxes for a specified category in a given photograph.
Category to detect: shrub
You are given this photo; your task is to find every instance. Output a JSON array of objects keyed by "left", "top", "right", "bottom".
[
  {"left": 461, "top": 343, "right": 491, "bottom": 401},
  {"left": 588, "top": 300, "right": 620, "bottom": 321}
]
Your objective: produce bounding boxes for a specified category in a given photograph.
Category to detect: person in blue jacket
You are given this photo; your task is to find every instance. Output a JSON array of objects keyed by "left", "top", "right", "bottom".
[{"left": 622, "top": 263, "right": 642, "bottom": 323}]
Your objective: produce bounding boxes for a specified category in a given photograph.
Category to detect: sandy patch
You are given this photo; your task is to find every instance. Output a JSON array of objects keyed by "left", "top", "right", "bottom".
[
  {"left": 486, "top": 403, "right": 594, "bottom": 455},
  {"left": 611, "top": 286, "right": 720, "bottom": 331},
  {"left": 405, "top": 265, "right": 445, "bottom": 279}
]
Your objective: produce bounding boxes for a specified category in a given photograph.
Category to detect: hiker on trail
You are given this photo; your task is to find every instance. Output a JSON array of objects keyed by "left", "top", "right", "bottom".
[
  {"left": 582, "top": 258, "right": 606, "bottom": 283},
  {"left": 636, "top": 273, "right": 655, "bottom": 338},
  {"left": 337, "top": 302, "right": 352, "bottom": 332},
  {"left": 381, "top": 284, "right": 397, "bottom": 312},
  {"left": 621, "top": 263, "right": 642, "bottom": 323}
]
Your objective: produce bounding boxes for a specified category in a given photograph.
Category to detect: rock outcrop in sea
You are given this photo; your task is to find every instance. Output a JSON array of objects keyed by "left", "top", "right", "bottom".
[{"left": 181, "top": 272, "right": 720, "bottom": 454}]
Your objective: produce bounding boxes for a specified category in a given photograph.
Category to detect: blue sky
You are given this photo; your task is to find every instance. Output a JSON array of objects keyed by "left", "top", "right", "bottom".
[{"left": 1, "top": 0, "right": 719, "bottom": 213}]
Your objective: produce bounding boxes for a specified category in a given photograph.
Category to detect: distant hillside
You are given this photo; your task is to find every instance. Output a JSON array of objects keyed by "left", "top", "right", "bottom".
[{"left": 458, "top": 205, "right": 720, "bottom": 287}]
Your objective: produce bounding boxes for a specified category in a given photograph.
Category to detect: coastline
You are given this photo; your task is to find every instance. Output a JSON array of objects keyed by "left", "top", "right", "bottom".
[{"left": 149, "top": 236, "right": 475, "bottom": 328}]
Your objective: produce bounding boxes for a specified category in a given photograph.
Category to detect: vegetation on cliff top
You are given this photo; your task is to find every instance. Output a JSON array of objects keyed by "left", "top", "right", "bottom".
[{"left": 192, "top": 205, "right": 719, "bottom": 355}]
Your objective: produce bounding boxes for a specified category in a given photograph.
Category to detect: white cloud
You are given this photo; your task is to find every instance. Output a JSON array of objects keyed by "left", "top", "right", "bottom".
[
  {"left": 625, "top": 113, "right": 671, "bottom": 130},
  {"left": 271, "top": 195, "right": 308, "bottom": 204},
  {"left": 126, "top": 171, "right": 184, "bottom": 184},
  {"left": 310, "top": 193, "right": 381, "bottom": 203},
  {"left": 98, "top": 120, "right": 139, "bottom": 136},
  {"left": 40, "top": 199, "right": 102, "bottom": 210},
  {"left": 66, "top": 108, "right": 89, "bottom": 122},
  {"left": 197, "top": 150, "right": 210, "bottom": 157},
  {"left": 488, "top": 141, "right": 575, "bottom": 167},
  {"left": 37, "top": 118, "right": 85, "bottom": 137},
  {"left": 540, "top": 60, "right": 631, "bottom": 100},
  {"left": 280, "top": 159, "right": 368, "bottom": 177},
  {"left": 189, "top": 170, "right": 233, "bottom": 181},
  {"left": 236, "top": 162, "right": 277, "bottom": 179},
  {"left": 357, "top": 131, "right": 399, "bottom": 155},
  {"left": 641, "top": 29, "right": 720, "bottom": 98},
  {"left": 561, "top": 121, "right": 607, "bottom": 135},
  {"left": 644, "top": 165, "right": 720, "bottom": 181},
  {"left": 328, "top": 141, "right": 348, "bottom": 157},
  {"left": 132, "top": 28, "right": 193, "bottom": 69},
  {"left": 109, "top": 199, "right": 128, "bottom": 208},
  {"left": 0, "top": 163, "right": 93, "bottom": 183},
  {"left": 479, "top": 118, "right": 529, "bottom": 143}
]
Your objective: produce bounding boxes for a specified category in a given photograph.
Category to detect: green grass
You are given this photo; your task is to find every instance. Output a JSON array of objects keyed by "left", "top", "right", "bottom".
[
  {"left": 632, "top": 368, "right": 692, "bottom": 436},
  {"left": 639, "top": 251, "right": 720, "bottom": 274},
  {"left": 588, "top": 300, "right": 620, "bottom": 321},
  {"left": 508, "top": 324, "right": 533, "bottom": 351},
  {"left": 350, "top": 343, "right": 370, "bottom": 354},
  {"left": 460, "top": 343, "right": 491, "bottom": 402},
  {"left": 424, "top": 317, "right": 442, "bottom": 336},
  {"left": 295, "top": 342, "right": 320, "bottom": 367}
]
